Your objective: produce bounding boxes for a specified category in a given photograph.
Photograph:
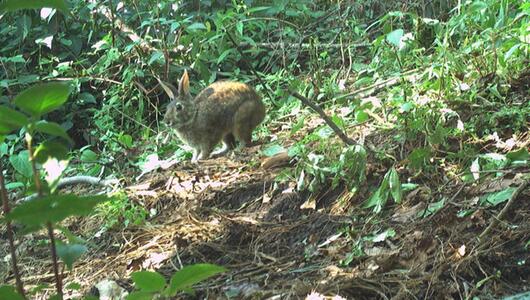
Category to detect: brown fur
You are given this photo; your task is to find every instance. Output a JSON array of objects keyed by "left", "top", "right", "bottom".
[{"left": 164, "top": 70, "right": 265, "bottom": 162}]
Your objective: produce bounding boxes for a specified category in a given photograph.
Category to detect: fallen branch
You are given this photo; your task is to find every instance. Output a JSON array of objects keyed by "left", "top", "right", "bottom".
[
  {"left": 290, "top": 91, "right": 357, "bottom": 146},
  {"left": 238, "top": 42, "right": 370, "bottom": 50},
  {"left": 97, "top": 5, "right": 156, "bottom": 53},
  {"left": 334, "top": 69, "right": 419, "bottom": 100},
  {"left": 478, "top": 179, "right": 529, "bottom": 241}
]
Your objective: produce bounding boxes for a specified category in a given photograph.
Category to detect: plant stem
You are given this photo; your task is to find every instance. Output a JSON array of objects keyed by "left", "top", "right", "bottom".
[
  {"left": 0, "top": 161, "right": 25, "bottom": 298},
  {"left": 25, "top": 133, "right": 63, "bottom": 298}
]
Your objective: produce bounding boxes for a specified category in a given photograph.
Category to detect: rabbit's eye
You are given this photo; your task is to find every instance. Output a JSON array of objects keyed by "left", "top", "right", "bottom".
[{"left": 175, "top": 103, "right": 183, "bottom": 111}]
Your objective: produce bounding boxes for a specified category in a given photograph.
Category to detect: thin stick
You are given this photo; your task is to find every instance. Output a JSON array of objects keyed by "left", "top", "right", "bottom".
[
  {"left": 0, "top": 161, "right": 25, "bottom": 297},
  {"left": 290, "top": 91, "right": 357, "bottom": 146},
  {"left": 478, "top": 179, "right": 529, "bottom": 241},
  {"left": 26, "top": 133, "right": 63, "bottom": 297},
  {"left": 224, "top": 30, "right": 277, "bottom": 106}
]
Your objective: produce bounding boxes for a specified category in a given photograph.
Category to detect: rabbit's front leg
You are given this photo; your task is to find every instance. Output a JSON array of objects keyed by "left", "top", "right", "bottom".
[{"left": 191, "top": 148, "right": 200, "bottom": 163}]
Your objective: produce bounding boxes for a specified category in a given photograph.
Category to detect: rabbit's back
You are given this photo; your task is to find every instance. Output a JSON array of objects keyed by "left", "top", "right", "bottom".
[{"left": 194, "top": 81, "right": 265, "bottom": 129}]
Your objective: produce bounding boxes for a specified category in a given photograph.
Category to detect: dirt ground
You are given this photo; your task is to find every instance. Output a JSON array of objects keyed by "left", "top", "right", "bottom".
[{"left": 2, "top": 133, "right": 529, "bottom": 299}]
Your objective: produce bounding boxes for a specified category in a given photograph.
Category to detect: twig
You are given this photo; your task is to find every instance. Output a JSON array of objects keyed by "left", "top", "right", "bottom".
[
  {"left": 478, "top": 179, "right": 529, "bottom": 241},
  {"left": 237, "top": 42, "right": 370, "bottom": 49},
  {"left": 290, "top": 91, "right": 357, "bottom": 146},
  {"left": 26, "top": 133, "right": 62, "bottom": 297},
  {"left": 0, "top": 161, "right": 25, "bottom": 297},
  {"left": 224, "top": 30, "right": 277, "bottom": 106},
  {"left": 333, "top": 69, "right": 419, "bottom": 101}
]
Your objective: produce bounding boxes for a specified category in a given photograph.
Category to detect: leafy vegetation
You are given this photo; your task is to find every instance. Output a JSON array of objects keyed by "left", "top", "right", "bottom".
[{"left": 1, "top": 0, "right": 528, "bottom": 299}]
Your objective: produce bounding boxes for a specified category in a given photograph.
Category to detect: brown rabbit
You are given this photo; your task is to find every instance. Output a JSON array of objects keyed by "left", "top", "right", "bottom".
[{"left": 163, "top": 70, "right": 265, "bottom": 162}]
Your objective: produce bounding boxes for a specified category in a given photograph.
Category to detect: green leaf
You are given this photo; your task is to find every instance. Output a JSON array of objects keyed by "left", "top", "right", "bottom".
[
  {"left": 78, "top": 92, "right": 97, "bottom": 105},
  {"left": 118, "top": 134, "right": 133, "bottom": 148},
  {"left": 388, "top": 167, "right": 402, "bottom": 203},
  {"left": 13, "top": 83, "right": 71, "bottom": 117},
  {"left": 56, "top": 241, "right": 87, "bottom": 270},
  {"left": 506, "top": 148, "right": 529, "bottom": 161},
  {"left": 479, "top": 187, "right": 516, "bottom": 207},
  {"left": 126, "top": 291, "right": 155, "bottom": 300},
  {"left": 386, "top": 29, "right": 404, "bottom": 47},
  {"left": 34, "top": 140, "right": 69, "bottom": 164},
  {"left": 217, "top": 49, "right": 233, "bottom": 64},
  {"left": 6, "top": 194, "right": 111, "bottom": 228},
  {"left": 370, "top": 228, "right": 396, "bottom": 242},
  {"left": 261, "top": 144, "right": 285, "bottom": 157},
  {"left": 0, "top": 0, "right": 68, "bottom": 13},
  {"left": 187, "top": 22, "right": 207, "bottom": 31},
  {"left": 236, "top": 21, "right": 244, "bottom": 35},
  {"left": 33, "top": 121, "right": 72, "bottom": 143},
  {"left": 420, "top": 198, "right": 445, "bottom": 218},
  {"left": 0, "top": 285, "right": 24, "bottom": 300},
  {"left": 65, "top": 282, "right": 81, "bottom": 290},
  {"left": 408, "top": 147, "right": 432, "bottom": 170},
  {"left": 363, "top": 187, "right": 386, "bottom": 213},
  {"left": 354, "top": 110, "right": 369, "bottom": 123},
  {"left": 0, "top": 106, "right": 29, "bottom": 134},
  {"left": 80, "top": 149, "right": 98, "bottom": 162},
  {"left": 148, "top": 51, "right": 164, "bottom": 65},
  {"left": 9, "top": 150, "right": 33, "bottom": 178},
  {"left": 131, "top": 271, "right": 166, "bottom": 292},
  {"left": 167, "top": 264, "right": 226, "bottom": 296}
]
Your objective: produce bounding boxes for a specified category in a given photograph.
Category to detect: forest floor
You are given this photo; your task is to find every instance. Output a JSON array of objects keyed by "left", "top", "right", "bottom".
[{"left": 2, "top": 74, "right": 530, "bottom": 299}]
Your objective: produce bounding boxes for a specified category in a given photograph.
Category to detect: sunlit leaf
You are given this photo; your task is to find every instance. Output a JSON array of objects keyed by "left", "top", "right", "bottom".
[
  {"left": 419, "top": 198, "right": 445, "bottom": 218},
  {"left": 479, "top": 187, "right": 516, "bottom": 207},
  {"left": 9, "top": 150, "right": 32, "bottom": 178},
  {"left": 131, "top": 271, "right": 166, "bottom": 292},
  {"left": 13, "top": 83, "right": 71, "bottom": 117},
  {"left": 261, "top": 144, "right": 285, "bottom": 157},
  {"left": 56, "top": 241, "right": 87, "bottom": 270},
  {"left": 34, "top": 140, "right": 69, "bottom": 164},
  {"left": 167, "top": 264, "right": 226, "bottom": 296},
  {"left": 386, "top": 29, "right": 404, "bottom": 47},
  {"left": 388, "top": 167, "right": 402, "bottom": 203},
  {"left": 6, "top": 194, "right": 111, "bottom": 228},
  {"left": 187, "top": 22, "right": 206, "bottom": 31}
]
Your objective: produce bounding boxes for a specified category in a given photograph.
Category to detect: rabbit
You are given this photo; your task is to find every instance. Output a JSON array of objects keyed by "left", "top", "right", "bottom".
[{"left": 163, "top": 70, "right": 266, "bottom": 162}]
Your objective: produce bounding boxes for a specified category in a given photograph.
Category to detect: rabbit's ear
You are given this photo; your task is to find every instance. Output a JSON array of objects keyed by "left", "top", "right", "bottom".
[{"left": 178, "top": 70, "right": 190, "bottom": 97}]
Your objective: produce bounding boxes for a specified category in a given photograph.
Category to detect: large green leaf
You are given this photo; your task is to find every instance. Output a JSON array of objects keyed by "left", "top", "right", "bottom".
[
  {"left": 34, "top": 140, "right": 69, "bottom": 164},
  {"left": 126, "top": 291, "right": 155, "bottom": 300},
  {"left": 13, "top": 83, "right": 71, "bottom": 118},
  {"left": 166, "top": 264, "right": 226, "bottom": 296},
  {"left": 6, "top": 194, "right": 110, "bottom": 228},
  {"left": 0, "top": 0, "right": 68, "bottom": 13},
  {"left": 33, "top": 121, "right": 72, "bottom": 143},
  {"left": 131, "top": 271, "right": 166, "bottom": 292},
  {"left": 479, "top": 187, "right": 516, "bottom": 207},
  {"left": 9, "top": 150, "right": 33, "bottom": 178},
  {"left": 56, "top": 241, "right": 87, "bottom": 270},
  {"left": 0, "top": 285, "right": 24, "bottom": 300},
  {"left": 0, "top": 106, "right": 29, "bottom": 134}
]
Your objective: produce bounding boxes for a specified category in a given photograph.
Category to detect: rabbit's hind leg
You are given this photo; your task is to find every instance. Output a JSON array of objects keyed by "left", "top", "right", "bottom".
[{"left": 211, "top": 133, "right": 236, "bottom": 158}]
